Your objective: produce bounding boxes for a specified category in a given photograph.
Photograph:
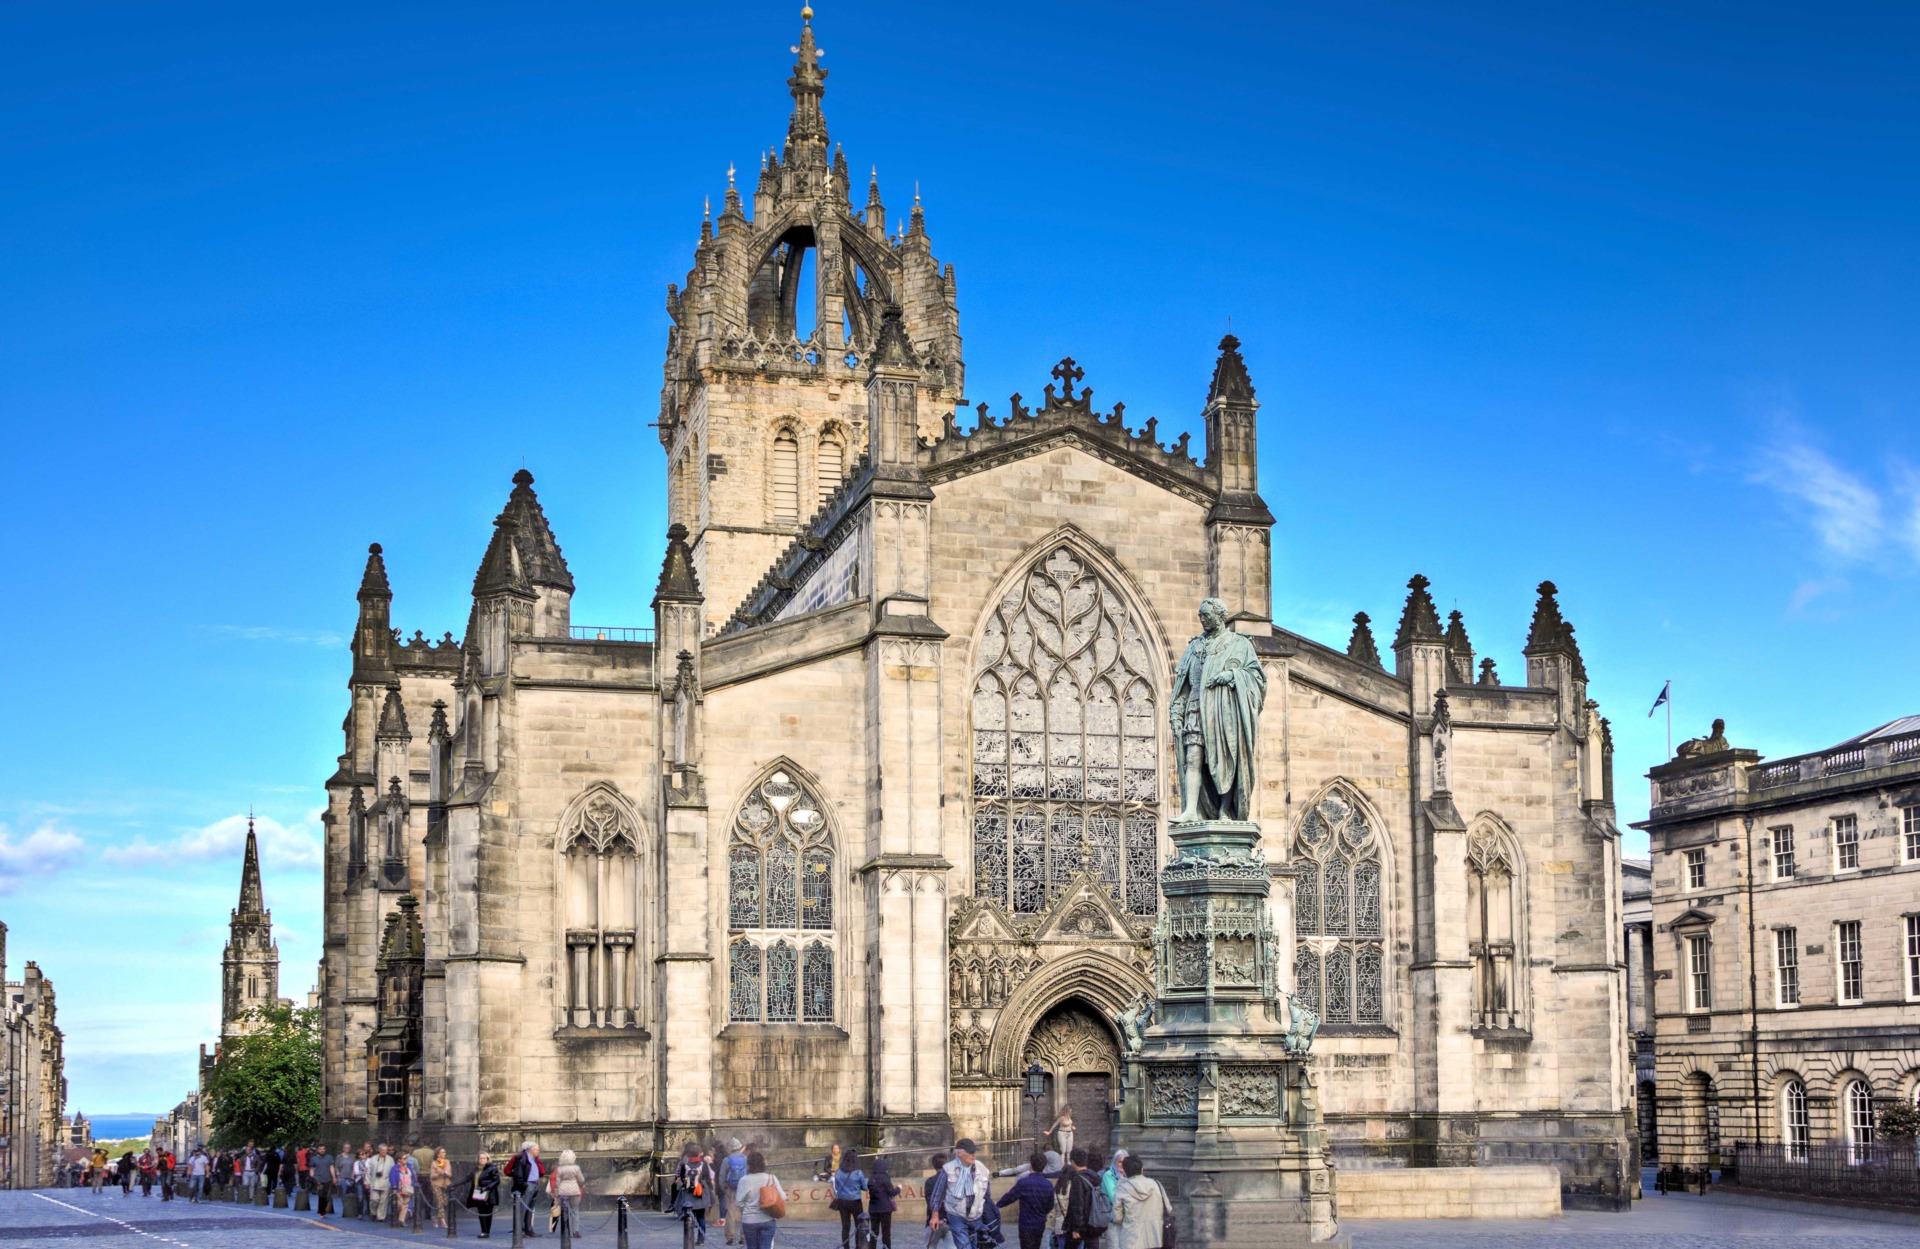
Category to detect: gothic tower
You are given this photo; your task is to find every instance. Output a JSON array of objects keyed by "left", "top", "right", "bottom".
[
  {"left": 658, "top": 6, "right": 964, "bottom": 627},
  {"left": 221, "top": 816, "right": 280, "bottom": 1037}
]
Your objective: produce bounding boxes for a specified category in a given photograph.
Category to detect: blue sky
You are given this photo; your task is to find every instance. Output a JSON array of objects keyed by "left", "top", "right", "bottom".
[{"left": 2, "top": 1, "right": 1916, "bottom": 1114}]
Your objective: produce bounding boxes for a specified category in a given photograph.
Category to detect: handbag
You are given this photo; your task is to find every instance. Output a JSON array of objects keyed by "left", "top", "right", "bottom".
[
  {"left": 1157, "top": 1182, "right": 1177, "bottom": 1249},
  {"left": 760, "top": 1179, "right": 786, "bottom": 1221}
]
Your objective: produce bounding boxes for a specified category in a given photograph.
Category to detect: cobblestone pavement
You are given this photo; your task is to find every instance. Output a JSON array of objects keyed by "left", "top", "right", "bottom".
[{"left": 2, "top": 1188, "right": 1914, "bottom": 1249}]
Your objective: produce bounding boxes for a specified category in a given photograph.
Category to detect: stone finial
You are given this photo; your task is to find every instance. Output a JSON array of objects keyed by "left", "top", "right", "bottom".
[
  {"left": 653, "top": 523, "right": 703, "bottom": 605},
  {"left": 871, "top": 303, "right": 920, "bottom": 369},
  {"left": 376, "top": 684, "right": 411, "bottom": 740},
  {"left": 1346, "top": 611, "right": 1384, "bottom": 671},
  {"left": 1477, "top": 657, "right": 1499, "bottom": 686},
  {"left": 1206, "top": 333, "right": 1257, "bottom": 406},
  {"left": 502, "top": 468, "right": 573, "bottom": 591},
  {"left": 427, "top": 699, "right": 450, "bottom": 742},
  {"left": 1444, "top": 609, "right": 1475, "bottom": 684},
  {"left": 1393, "top": 575, "right": 1444, "bottom": 648},
  {"left": 358, "top": 542, "right": 391, "bottom": 601},
  {"left": 1523, "top": 579, "right": 1587, "bottom": 679}
]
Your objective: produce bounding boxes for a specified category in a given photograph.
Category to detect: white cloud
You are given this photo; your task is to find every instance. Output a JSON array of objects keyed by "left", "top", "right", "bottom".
[
  {"left": 1893, "top": 461, "right": 1920, "bottom": 564},
  {"left": 101, "top": 810, "right": 323, "bottom": 873},
  {"left": 201, "top": 624, "right": 346, "bottom": 647},
  {"left": 1749, "top": 432, "right": 1884, "bottom": 562},
  {"left": 0, "top": 822, "right": 85, "bottom": 894}
]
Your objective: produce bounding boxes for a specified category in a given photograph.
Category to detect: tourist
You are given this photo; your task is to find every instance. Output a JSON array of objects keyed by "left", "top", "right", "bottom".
[
  {"left": 429, "top": 1147, "right": 453, "bottom": 1228},
  {"left": 817, "top": 1142, "right": 843, "bottom": 1181},
  {"left": 675, "top": 1141, "right": 716, "bottom": 1244},
  {"left": 931, "top": 1140, "right": 993, "bottom": 1249},
  {"left": 91, "top": 1147, "right": 108, "bottom": 1194},
  {"left": 159, "top": 1149, "right": 176, "bottom": 1201},
  {"left": 1046, "top": 1109, "right": 1076, "bottom": 1163},
  {"left": 735, "top": 1148, "right": 785, "bottom": 1249},
  {"left": 366, "top": 1143, "right": 395, "bottom": 1222},
  {"left": 310, "top": 1144, "right": 334, "bottom": 1215},
  {"left": 923, "top": 1154, "right": 948, "bottom": 1227},
  {"left": 868, "top": 1155, "right": 900, "bottom": 1249},
  {"left": 188, "top": 1147, "right": 209, "bottom": 1202},
  {"left": 1110, "top": 1156, "right": 1166, "bottom": 1249},
  {"left": 719, "top": 1137, "right": 748, "bottom": 1245},
  {"left": 508, "top": 1140, "right": 545, "bottom": 1238},
  {"left": 119, "top": 1150, "right": 135, "bottom": 1195},
  {"left": 262, "top": 1145, "right": 281, "bottom": 1196},
  {"left": 411, "top": 1137, "right": 436, "bottom": 1199},
  {"left": 466, "top": 1150, "right": 503, "bottom": 1240},
  {"left": 551, "top": 1148, "right": 587, "bottom": 1240},
  {"left": 356, "top": 1143, "right": 375, "bottom": 1217},
  {"left": 831, "top": 1147, "right": 868, "bottom": 1249},
  {"left": 996, "top": 1153, "right": 1055, "bottom": 1249},
  {"left": 137, "top": 1150, "right": 155, "bottom": 1197},
  {"left": 1101, "top": 1152, "right": 1126, "bottom": 1204},
  {"left": 1058, "top": 1149, "right": 1104, "bottom": 1249},
  {"left": 395, "top": 1150, "right": 418, "bottom": 1228}
]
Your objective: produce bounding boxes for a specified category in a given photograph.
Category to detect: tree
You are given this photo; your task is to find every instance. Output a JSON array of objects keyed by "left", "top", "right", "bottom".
[
  {"left": 202, "top": 1004, "right": 321, "bottom": 1148},
  {"left": 1880, "top": 1098, "right": 1920, "bottom": 1144}
]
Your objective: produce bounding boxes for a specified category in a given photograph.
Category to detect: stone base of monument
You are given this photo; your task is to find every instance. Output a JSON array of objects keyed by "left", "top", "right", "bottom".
[{"left": 1120, "top": 817, "right": 1343, "bottom": 1246}]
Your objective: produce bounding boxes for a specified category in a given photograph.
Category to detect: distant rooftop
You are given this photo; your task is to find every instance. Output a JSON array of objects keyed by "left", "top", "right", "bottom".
[{"left": 1831, "top": 715, "right": 1920, "bottom": 750}]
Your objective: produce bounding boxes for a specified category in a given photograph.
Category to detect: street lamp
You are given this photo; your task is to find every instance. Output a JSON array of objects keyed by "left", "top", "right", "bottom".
[{"left": 1023, "top": 1061, "right": 1047, "bottom": 1144}]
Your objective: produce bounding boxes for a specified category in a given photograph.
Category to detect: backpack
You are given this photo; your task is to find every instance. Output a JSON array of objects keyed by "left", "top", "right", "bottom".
[{"left": 1082, "top": 1174, "right": 1113, "bottom": 1231}]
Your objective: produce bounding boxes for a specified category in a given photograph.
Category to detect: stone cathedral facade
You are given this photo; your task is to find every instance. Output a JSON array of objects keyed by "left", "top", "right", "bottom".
[{"left": 317, "top": 11, "right": 1635, "bottom": 1208}]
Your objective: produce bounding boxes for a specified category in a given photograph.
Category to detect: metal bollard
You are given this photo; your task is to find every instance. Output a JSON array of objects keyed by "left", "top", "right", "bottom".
[
  {"left": 512, "top": 1194, "right": 525, "bottom": 1249},
  {"left": 447, "top": 1191, "right": 458, "bottom": 1238},
  {"left": 560, "top": 1206, "right": 573, "bottom": 1249},
  {"left": 618, "top": 1197, "right": 630, "bottom": 1249}
]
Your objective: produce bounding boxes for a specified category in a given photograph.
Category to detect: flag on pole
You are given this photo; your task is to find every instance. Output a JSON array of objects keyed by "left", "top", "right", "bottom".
[{"left": 1648, "top": 681, "right": 1670, "bottom": 717}]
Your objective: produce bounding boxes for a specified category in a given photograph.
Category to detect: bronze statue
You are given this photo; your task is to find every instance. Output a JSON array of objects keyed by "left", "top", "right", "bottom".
[
  {"left": 1675, "top": 718, "right": 1730, "bottom": 760},
  {"left": 1169, "top": 597, "right": 1267, "bottom": 822}
]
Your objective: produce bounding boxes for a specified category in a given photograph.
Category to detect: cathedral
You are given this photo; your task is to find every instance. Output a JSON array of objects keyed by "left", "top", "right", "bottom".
[{"left": 318, "top": 9, "right": 1635, "bottom": 1208}]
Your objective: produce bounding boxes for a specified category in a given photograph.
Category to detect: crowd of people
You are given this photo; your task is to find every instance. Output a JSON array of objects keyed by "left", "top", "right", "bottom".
[{"left": 58, "top": 1128, "right": 1172, "bottom": 1249}]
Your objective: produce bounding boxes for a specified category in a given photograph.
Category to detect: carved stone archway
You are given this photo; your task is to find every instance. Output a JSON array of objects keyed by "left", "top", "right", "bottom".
[{"left": 1019, "top": 1000, "right": 1123, "bottom": 1154}]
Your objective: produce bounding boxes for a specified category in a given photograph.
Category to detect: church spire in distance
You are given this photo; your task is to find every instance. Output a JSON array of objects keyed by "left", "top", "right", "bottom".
[{"left": 236, "top": 813, "right": 264, "bottom": 918}]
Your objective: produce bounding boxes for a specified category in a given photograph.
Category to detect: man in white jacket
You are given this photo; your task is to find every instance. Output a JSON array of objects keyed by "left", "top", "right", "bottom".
[{"left": 930, "top": 1140, "right": 994, "bottom": 1249}]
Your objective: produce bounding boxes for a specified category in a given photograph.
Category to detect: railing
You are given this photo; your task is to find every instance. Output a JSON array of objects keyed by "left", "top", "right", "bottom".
[
  {"left": 1750, "top": 733, "right": 1920, "bottom": 793},
  {"left": 1723, "top": 1140, "right": 1920, "bottom": 1209},
  {"left": 568, "top": 626, "right": 654, "bottom": 643}
]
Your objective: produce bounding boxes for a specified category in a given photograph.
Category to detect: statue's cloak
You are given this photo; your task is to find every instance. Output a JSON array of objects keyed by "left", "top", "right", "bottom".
[{"left": 1171, "top": 628, "right": 1267, "bottom": 817}]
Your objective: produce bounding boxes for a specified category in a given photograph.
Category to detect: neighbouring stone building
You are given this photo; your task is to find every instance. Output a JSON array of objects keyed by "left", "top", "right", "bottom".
[
  {"left": 1621, "top": 858, "right": 1655, "bottom": 1157},
  {"left": 1633, "top": 716, "right": 1920, "bottom": 1166},
  {"left": 316, "top": 9, "right": 1635, "bottom": 1208},
  {"left": 1, "top": 923, "right": 67, "bottom": 1188}
]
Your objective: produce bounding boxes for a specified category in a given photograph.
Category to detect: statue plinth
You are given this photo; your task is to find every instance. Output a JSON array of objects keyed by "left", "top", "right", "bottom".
[{"left": 1121, "top": 817, "right": 1341, "bottom": 1246}]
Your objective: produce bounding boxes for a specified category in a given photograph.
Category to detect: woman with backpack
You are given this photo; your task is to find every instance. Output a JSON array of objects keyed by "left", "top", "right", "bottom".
[
  {"left": 677, "top": 1141, "right": 718, "bottom": 1245},
  {"left": 1110, "top": 1156, "right": 1168, "bottom": 1249},
  {"left": 830, "top": 1148, "right": 869, "bottom": 1249},
  {"left": 867, "top": 1156, "right": 900, "bottom": 1249},
  {"left": 735, "top": 1149, "right": 786, "bottom": 1249}
]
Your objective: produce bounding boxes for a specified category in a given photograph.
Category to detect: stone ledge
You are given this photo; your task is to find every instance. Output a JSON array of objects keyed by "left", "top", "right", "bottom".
[{"left": 1338, "top": 1165, "right": 1562, "bottom": 1219}]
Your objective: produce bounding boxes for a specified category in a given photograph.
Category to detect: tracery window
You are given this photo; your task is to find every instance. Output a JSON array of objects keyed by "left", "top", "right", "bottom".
[
  {"left": 561, "top": 790, "right": 641, "bottom": 1029},
  {"left": 728, "top": 769, "right": 836, "bottom": 1023},
  {"left": 1467, "top": 822, "right": 1524, "bottom": 1031},
  {"left": 1292, "top": 786, "right": 1385, "bottom": 1025},
  {"left": 970, "top": 547, "right": 1161, "bottom": 916}
]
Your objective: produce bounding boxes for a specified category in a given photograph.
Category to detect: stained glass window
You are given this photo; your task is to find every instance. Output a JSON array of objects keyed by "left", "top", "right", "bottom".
[
  {"left": 766, "top": 941, "right": 798, "bottom": 1022},
  {"left": 1292, "top": 787, "right": 1386, "bottom": 1025},
  {"left": 802, "top": 941, "right": 834, "bottom": 1022},
  {"left": 728, "top": 770, "right": 836, "bottom": 1023},
  {"left": 971, "top": 547, "right": 1162, "bottom": 914}
]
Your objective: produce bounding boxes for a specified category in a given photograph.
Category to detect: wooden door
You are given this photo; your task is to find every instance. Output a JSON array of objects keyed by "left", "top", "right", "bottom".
[{"left": 1066, "top": 1073, "right": 1110, "bottom": 1157}]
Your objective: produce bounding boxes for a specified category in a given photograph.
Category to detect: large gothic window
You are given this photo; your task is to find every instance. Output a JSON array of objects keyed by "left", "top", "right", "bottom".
[
  {"left": 971, "top": 547, "right": 1161, "bottom": 916},
  {"left": 728, "top": 769, "right": 836, "bottom": 1023},
  {"left": 1467, "top": 820, "right": 1525, "bottom": 1031},
  {"left": 561, "top": 789, "right": 641, "bottom": 1029},
  {"left": 1292, "top": 786, "right": 1386, "bottom": 1025}
]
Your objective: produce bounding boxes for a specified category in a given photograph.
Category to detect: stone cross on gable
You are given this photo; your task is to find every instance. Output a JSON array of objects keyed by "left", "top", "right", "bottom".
[{"left": 1050, "top": 357, "right": 1085, "bottom": 401}]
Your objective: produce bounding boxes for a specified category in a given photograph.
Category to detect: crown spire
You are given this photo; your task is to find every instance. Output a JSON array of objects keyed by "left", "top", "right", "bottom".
[{"left": 784, "top": 5, "right": 829, "bottom": 163}]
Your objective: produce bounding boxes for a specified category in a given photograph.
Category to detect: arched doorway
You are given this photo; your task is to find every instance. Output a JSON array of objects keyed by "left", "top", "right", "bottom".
[{"left": 1018, "top": 1000, "right": 1121, "bottom": 1157}]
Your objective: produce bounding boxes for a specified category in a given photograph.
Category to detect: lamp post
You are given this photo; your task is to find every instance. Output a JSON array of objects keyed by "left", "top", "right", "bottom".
[{"left": 1023, "top": 1062, "right": 1046, "bottom": 1144}]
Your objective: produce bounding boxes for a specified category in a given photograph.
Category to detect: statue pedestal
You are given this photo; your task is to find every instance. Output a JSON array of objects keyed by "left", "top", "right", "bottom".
[{"left": 1121, "top": 818, "right": 1340, "bottom": 1246}]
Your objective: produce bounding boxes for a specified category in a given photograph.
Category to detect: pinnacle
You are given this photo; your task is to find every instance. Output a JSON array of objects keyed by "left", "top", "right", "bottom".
[
  {"left": 1393, "top": 574, "right": 1444, "bottom": 647},
  {"left": 1207, "top": 333, "right": 1257, "bottom": 406},
  {"left": 358, "top": 542, "right": 392, "bottom": 600}
]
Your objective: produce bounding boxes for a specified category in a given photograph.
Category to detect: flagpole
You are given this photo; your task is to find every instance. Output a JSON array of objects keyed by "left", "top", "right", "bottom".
[{"left": 1666, "top": 680, "right": 1673, "bottom": 760}]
